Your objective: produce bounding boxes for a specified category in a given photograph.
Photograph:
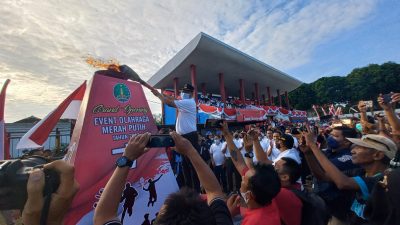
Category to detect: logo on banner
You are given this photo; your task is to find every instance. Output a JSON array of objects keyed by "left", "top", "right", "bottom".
[{"left": 114, "top": 83, "right": 131, "bottom": 103}]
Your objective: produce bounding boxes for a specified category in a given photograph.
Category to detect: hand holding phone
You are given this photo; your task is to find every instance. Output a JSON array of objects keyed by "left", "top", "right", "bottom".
[
  {"left": 383, "top": 93, "right": 393, "bottom": 104},
  {"left": 146, "top": 135, "right": 175, "bottom": 148}
]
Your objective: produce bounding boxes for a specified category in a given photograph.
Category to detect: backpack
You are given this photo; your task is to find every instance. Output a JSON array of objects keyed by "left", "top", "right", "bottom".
[{"left": 291, "top": 189, "right": 330, "bottom": 225}]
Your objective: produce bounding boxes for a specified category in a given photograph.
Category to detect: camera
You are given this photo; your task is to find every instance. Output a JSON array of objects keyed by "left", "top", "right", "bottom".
[{"left": 0, "top": 156, "right": 60, "bottom": 210}]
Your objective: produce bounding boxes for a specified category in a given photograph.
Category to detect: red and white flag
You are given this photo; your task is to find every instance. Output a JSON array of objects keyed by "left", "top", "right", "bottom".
[
  {"left": 0, "top": 79, "right": 11, "bottom": 160},
  {"left": 16, "top": 81, "right": 86, "bottom": 150}
]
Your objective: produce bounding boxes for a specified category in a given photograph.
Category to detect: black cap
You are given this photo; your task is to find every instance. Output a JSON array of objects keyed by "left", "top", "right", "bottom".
[
  {"left": 279, "top": 134, "right": 294, "bottom": 149},
  {"left": 181, "top": 83, "right": 194, "bottom": 92}
]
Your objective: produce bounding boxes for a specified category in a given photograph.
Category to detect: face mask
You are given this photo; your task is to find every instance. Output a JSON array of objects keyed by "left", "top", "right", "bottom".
[
  {"left": 215, "top": 139, "right": 220, "bottom": 145},
  {"left": 240, "top": 191, "right": 251, "bottom": 204},
  {"left": 327, "top": 135, "right": 340, "bottom": 149},
  {"left": 180, "top": 92, "right": 191, "bottom": 99}
]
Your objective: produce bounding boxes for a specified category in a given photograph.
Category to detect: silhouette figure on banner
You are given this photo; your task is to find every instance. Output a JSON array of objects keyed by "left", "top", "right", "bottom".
[
  {"left": 141, "top": 213, "right": 151, "bottom": 225},
  {"left": 143, "top": 174, "right": 163, "bottom": 207},
  {"left": 120, "top": 183, "right": 138, "bottom": 224},
  {"left": 151, "top": 212, "right": 159, "bottom": 225}
]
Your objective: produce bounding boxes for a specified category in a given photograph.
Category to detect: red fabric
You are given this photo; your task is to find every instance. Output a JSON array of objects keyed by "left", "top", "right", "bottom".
[
  {"left": 240, "top": 201, "right": 281, "bottom": 225},
  {"left": 223, "top": 108, "right": 236, "bottom": 116},
  {"left": 198, "top": 104, "right": 218, "bottom": 113},
  {"left": 29, "top": 82, "right": 86, "bottom": 144},
  {"left": 274, "top": 188, "right": 302, "bottom": 225}
]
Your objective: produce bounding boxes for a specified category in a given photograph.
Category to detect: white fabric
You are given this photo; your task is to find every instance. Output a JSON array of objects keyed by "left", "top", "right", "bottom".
[
  {"left": 223, "top": 138, "right": 243, "bottom": 157},
  {"left": 292, "top": 135, "right": 299, "bottom": 148},
  {"left": 273, "top": 148, "right": 301, "bottom": 164},
  {"left": 174, "top": 98, "right": 197, "bottom": 135},
  {"left": 209, "top": 143, "right": 225, "bottom": 166},
  {"left": 259, "top": 137, "right": 271, "bottom": 152}
]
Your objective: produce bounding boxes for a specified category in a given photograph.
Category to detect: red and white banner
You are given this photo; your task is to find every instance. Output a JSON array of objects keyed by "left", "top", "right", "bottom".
[
  {"left": 236, "top": 109, "right": 266, "bottom": 122},
  {"left": 0, "top": 79, "right": 10, "bottom": 160},
  {"left": 64, "top": 73, "right": 178, "bottom": 225},
  {"left": 16, "top": 82, "right": 86, "bottom": 150}
]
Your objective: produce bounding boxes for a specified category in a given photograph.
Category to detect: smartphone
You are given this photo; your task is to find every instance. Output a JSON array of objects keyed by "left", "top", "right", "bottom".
[
  {"left": 146, "top": 135, "right": 175, "bottom": 148},
  {"left": 364, "top": 100, "right": 373, "bottom": 108},
  {"left": 383, "top": 93, "right": 393, "bottom": 104}
]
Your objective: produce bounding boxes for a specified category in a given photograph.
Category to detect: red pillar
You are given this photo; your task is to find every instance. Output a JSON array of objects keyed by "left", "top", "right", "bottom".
[
  {"left": 285, "top": 91, "right": 290, "bottom": 109},
  {"left": 277, "top": 89, "right": 282, "bottom": 107},
  {"left": 219, "top": 73, "right": 226, "bottom": 103},
  {"left": 190, "top": 65, "right": 197, "bottom": 102},
  {"left": 239, "top": 79, "right": 245, "bottom": 105},
  {"left": 267, "top": 86, "right": 271, "bottom": 105},
  {"left": 254, "top": 83, "right": 259, "bottom": 105},
  {"left": 161, "top": 88, "right": 165, "bottom": 124},
  {"left": 201, "top": 83, "right": 206, "bottom": 96},
  {"left": 173, "top": 77, "right": 179, "bottom": 97}
]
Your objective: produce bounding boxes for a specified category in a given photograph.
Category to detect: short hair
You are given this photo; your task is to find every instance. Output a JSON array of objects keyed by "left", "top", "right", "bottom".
[
  {"left": 332, "top": 126, "right": 358, "bottom": 138},
  {"left": 248, "top": 164, "right": 281, "bottom": 206},
  {"left": 155, "top": 188, "right": 216, "bottom": 225},
  {"left": 280, "top": 157, "right": 302, "bottom": 184}
]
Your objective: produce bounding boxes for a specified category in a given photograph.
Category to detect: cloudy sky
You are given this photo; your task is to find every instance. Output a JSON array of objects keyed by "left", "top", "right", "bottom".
[{"left": 1, "top": 0, "right": 399, "bottom": 122}]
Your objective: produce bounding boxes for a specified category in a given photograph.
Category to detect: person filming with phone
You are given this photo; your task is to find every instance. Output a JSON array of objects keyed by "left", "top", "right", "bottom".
[{"left": 151, "top": 83, "right": 201, "bottom": 192}]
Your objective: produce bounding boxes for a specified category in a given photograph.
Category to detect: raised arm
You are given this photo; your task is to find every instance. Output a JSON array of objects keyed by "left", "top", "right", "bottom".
[
  {"left": 378, "top": 93, "right": 400, "bottom": 134},
  {"left": 220, "top": 122, "right": 248, "bottom": 175},
  {"left": 94, "top": 133, "right": 151, "bottom": 225},
  {"left": 151, "top": 89, "right": 177, "bottom": 108},
  {"left": 248, "top": 129, "right": 272, "bottom": 164},
  {"left": 170, "top": 132, "right": 224, "bottom": 204},
  {"left": 303, "top": 127, "right": 358, "bottom": 190}
]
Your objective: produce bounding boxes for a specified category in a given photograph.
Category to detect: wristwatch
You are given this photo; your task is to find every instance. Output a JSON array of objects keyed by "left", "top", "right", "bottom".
[
  {"left": 244, "top": 152, "right": 254, "bottom": 158},
  {"left": 116, "top": 156, "right": 133, "bottom": 168}
]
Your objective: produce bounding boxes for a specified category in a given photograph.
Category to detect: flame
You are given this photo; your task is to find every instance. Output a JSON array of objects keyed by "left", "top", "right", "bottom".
[{"left": 85, "top": 56, "right": 121, "bottom": 72}]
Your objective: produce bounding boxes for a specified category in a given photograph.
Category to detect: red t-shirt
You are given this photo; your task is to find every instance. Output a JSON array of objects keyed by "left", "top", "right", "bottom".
[
  {"left": 274, "top": 188, "right": 302, "bottom": 225},
  {"left": 241, "top": 201, "right": 281, "bottom": 225}
]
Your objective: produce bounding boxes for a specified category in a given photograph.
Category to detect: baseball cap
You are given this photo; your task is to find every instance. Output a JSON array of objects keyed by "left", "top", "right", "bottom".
[
  {"left": 347, "top": 134, "right": 397, "bottom": 159},
  {"left": 181, "top": 83, "right": 194, "bottom": 92}
]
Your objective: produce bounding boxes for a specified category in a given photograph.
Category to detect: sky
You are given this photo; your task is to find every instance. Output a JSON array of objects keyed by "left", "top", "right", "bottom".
[{"left": 1, "top": 0, "right": 399, "bottom": 122}]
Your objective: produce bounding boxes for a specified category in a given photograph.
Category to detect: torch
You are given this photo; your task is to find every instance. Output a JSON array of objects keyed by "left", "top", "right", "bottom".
[{"left": 118, "top": 65, "right": 157, "bottom": 92}]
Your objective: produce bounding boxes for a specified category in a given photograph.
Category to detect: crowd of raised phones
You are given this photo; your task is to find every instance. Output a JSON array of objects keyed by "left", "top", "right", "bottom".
[{"left": 11, "top": 93, "right": 400, "bottom": 225}]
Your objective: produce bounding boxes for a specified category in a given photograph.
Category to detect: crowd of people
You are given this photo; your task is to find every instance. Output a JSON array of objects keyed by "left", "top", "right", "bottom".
[{"left": 7, "top": 78, "right": 400, "bottom": 225}]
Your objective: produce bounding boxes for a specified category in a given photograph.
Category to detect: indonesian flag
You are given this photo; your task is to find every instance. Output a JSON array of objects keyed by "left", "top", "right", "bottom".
[
  {"left": 0, "top": 79, "right": 10, "bottom": 160},
  {"left": 16, "top": 81, "right": 86, "bottom": 150}
]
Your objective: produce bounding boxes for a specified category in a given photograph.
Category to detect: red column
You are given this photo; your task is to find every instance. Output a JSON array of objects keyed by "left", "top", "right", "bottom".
[
  {"left": 285, "top": 91, "right": 290, "bottom": 109},
  {"left": 254, "top": 83, "right": 259, "bottom": 105},
  {"left": 219, "top": 73, "right": 226, "bottom": 103},
  {"left": 277, "top": 89, "right": 282, "bottom": 107},
  {"left": 161, "top": 88, "right": 165, "bottom": 124},
  {"left": 267, "top": 86, "right": 271, "bottom": 105},
  {"left": 239, "top": 79, "right": 245, "bottom": 105},
  {"left": 201, "top": 83, "right": 206, "bottom": 96},
  {"left": 173, "top": 77, "right": 179, "bottom": 97},
  {"left": 190, "top": 65, "right": 197, "bottom": 102}
]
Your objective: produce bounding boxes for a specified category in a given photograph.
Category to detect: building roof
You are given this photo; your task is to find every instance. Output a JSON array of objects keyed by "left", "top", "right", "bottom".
[{"left": 147, "top": 32, "right": 302, "bottom": 98}]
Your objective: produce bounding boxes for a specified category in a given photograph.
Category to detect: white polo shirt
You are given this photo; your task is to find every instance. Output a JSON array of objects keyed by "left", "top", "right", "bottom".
[
  {"left": 209, "top": 143, "right": 225, "bottom": 166},
  {"left": 174, "top": 98, "right": 197, "bottom": 135}
]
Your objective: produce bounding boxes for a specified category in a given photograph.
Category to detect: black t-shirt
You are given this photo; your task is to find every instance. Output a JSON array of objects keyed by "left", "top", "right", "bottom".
[
  {"left": 209, "top": 198, "right": 234, "bottom": 225},
  {"left": 103, "top": 198, "right": 233, "bottom": 225}
]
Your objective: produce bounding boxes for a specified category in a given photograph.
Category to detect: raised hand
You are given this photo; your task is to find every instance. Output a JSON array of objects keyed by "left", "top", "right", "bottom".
[
  {"left": 124, "top": 133, "right": 151, "bottom": 160},
  {"left": 358, "top": 100, "right": 367, "bottom": 113},
  {"left": 170, "top": 132, "right": 194, "bottom": 156}
]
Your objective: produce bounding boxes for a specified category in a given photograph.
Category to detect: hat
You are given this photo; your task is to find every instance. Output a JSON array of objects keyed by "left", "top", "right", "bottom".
[
  {"left": 181, "top": 83, "right": 194, "bottom": 92},
  {"left": 279, "top": 134, "right": 294, "bottom": 149},
  {"left": 347, "top": 134, "right": 397, "bottom": 159}
]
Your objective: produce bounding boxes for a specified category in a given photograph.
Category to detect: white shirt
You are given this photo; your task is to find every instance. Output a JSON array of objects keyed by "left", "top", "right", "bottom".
[
  {"left": 273, "top": 148, "right": 301, "bottom": 164},
  {"left": 223, "top": 138, "right": 243, "bottom": 157},
  {"left": 174, "top": 98, "right": 197, "bottom": 135},
  {"left": 209, "top": 143, "right": 225, "bottom": 166}
]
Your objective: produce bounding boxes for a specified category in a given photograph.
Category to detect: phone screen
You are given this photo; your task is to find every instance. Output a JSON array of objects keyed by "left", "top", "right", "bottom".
[
  {"left": 205, "top": 119, "right": 224, "bottom": 128},
  {"left": 146, "top": 135, "right": 175, "bottom": 148}
]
